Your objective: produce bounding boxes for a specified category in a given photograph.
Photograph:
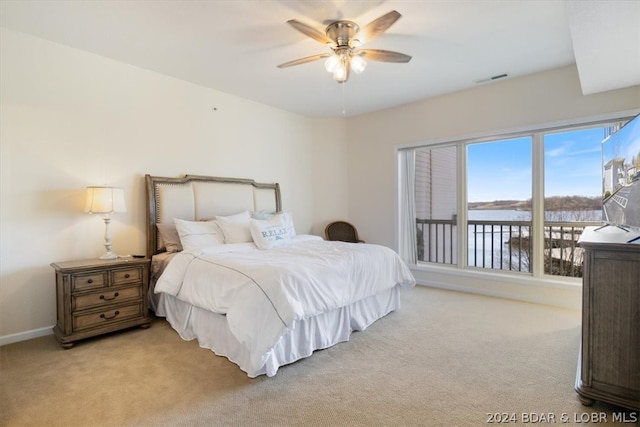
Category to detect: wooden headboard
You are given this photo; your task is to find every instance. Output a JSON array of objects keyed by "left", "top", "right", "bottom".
[{"left": 145, "top": 174, "right": 281, "bottom": 258}]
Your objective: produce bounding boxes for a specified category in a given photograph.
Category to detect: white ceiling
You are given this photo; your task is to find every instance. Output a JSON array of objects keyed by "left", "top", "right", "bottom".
[{"left": 1, "top": 0, "right": 639, "bottom": 118}]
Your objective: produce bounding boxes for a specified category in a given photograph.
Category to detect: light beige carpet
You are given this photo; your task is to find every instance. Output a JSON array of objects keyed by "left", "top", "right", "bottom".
[{"left": 0, "top": 286, "right": 635, "bottom": 426}]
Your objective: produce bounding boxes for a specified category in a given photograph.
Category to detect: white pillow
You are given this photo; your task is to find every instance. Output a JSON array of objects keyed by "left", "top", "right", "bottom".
[
  {"left": 279, "top": 212, "right": 297, "bottom": 238},
  {"left": 173, "top": 218, "right": 224, "bottom": 251},
  {"left": 250, "top": 215, "right": 292, "bottom": 250},
  {"left": 215, "top": 210, "right": 252, "bottom": 243}
]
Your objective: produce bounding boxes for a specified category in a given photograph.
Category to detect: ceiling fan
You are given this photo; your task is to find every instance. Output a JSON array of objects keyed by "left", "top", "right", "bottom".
[{"left": 277, "top": 10, "right": 412, "bottom": 83}]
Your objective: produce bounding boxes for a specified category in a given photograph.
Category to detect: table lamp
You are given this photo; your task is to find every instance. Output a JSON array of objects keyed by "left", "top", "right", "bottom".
[{"left": 84, "top": 186, "right": 126, "bottom": 259}]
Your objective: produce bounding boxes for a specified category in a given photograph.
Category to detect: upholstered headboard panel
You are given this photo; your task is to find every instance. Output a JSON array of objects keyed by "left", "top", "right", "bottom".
[{"left": 145, "top": 174, "right": 281, "bottom": 257}]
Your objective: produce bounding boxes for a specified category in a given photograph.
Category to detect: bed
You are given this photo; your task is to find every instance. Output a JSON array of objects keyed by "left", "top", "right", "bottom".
[{"left": 145, "top": 174, "right": 415, "bottom": 377}]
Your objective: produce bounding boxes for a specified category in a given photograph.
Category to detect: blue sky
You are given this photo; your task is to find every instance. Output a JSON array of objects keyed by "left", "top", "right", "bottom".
[
  {"left": 467, "top": 137, "right": 531, "bottom": 202},
  {"left": 467, "top": 128, "right": 606, "bottom": 203}
]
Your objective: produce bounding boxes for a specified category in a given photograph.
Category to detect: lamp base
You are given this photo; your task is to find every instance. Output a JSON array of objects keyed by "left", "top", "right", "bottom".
[
  {"left": 99, "top": 251, "right": 118, "bottom": 260},
  {"left": 99, "top": 215, "right": 118, "bottom": 260}
]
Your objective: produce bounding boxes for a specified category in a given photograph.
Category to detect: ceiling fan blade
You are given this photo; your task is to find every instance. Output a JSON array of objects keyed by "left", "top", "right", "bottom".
[
  {"left": 358, "top": 49, "right": 412, "bottom": 63},
  {"left": 355, "top": 10, "right": 401, "bottom": 45},
  {"left": 277, "top": 53, "right": 330, "bottom": 68},
  {"left": 287, "top": 19, "right": 335, "bottom": 45}
]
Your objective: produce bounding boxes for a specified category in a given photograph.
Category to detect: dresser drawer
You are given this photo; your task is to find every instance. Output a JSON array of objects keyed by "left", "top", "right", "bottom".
[
  {"left": 111, "top": 267, "right": 142, "bottom": 286},
  {"left": 72, "top": 285, "right": 142, "bottom": 311},
  {"left": 72, "top": 271, "right": 108, "bottom": 292},
  {"left": 73, "top": 302, "right": 144, "bottom": 332}
]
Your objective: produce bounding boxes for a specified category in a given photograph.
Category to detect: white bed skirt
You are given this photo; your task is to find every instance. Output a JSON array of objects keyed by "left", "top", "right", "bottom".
[{"left": 154, "top": 286, "right": 401, "bottom": 377}]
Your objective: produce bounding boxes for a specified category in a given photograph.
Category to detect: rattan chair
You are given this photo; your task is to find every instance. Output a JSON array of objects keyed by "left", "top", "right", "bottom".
[{"left": 324, "top": 221, "right": 365, "bottom": 243}]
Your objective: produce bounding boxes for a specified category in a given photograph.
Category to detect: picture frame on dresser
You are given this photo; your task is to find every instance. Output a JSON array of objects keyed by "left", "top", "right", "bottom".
[{"left": 51, "top": 257, "right": 151, "bottom": 348}]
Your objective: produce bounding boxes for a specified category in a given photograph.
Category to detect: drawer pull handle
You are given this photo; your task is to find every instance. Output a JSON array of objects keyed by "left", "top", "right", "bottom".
[
  {"left": 124, "top": 273, "right": 130, "bottom": 278},
  {"left": 99, "top": 292, "right": 119, "bottom": 301},
  {"left": 100, "top": 311, "right": 120, "bottom": 320},
  {"left": 87, "top": 279, "right": 93, "bottom": 284}
]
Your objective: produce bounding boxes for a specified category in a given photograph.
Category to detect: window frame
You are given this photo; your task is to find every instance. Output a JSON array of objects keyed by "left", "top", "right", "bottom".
[{"left": 397, "top": 111, "right": 637, "bottom": 283}]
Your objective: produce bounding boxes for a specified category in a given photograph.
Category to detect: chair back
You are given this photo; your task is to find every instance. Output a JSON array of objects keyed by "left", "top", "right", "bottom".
[{"left": 324, "top": 221, "right": 364, "bottom": 243}]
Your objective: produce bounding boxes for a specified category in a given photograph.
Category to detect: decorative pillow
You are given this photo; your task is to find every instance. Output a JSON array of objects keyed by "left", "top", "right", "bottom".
[
  {"left": 250, "top": 215, "right": 292, "bottom": 250},
  {"left": 156, "top": 223, "right": 183, "bottom": 252},
  {"left": 251, "top": 211, "right": 297, "bottom": 238},
  {"left": 173, "top": 218, "right": 224, "bottom": 251},
  {"left": 251, "top": 210, "right": 275, "bottom": 220},
  {"left": 215, "top": 210, "right": 252, "bottom": 243}
]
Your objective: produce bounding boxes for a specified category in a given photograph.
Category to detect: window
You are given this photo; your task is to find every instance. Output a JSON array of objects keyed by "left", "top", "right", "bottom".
[
  {"left": 467, "top": 137, "right": 532, "bottom": 272},
  {"left": 404, "top": 118, "right": 629, "bottom": 279},
  {"left": 415, "top": 145, "right": 457, "bottom": 264},
  {"left": 542, "top": 127, "right": 606, "bottom": 277}
]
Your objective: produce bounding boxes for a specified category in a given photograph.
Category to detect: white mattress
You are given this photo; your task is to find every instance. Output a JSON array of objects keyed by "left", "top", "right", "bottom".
[{"left": 154, "top": 285, "right": 401, "bottom": 377}]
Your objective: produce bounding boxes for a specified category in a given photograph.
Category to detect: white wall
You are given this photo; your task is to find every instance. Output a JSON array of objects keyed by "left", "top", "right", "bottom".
[
  {"left": 0, "top": 28, "right": 348, "bottom": 342},
  {"left": 346, "top": 65, "right": 639, "bottom": 308},
  {"left": 310, "top": 118, "right": 349, "bottom": 236}
]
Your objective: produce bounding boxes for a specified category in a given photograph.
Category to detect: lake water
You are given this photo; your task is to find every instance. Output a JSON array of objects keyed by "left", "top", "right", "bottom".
[
  {"left": 465, "top": 209, "right": 601, "bottom": 270},
  {"left": 468, "top": 209, "right": 602, "bottom": 222}
]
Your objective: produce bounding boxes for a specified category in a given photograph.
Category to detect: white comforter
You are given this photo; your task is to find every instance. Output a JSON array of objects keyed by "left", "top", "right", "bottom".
[{"left": 154, "top": 235, "right": 415, "bottom": 371}]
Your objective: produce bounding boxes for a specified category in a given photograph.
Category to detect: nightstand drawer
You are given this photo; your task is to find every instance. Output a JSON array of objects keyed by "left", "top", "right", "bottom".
[
  {"left": 111, "top": 267, "right": 142, "bottom": 285},
  {"left": 72, "top": 271, "right": 108, "bottom": 291},
  {"left": 72, "top": 285, "right": 142, "bottom": 311},
  {"left": 73, "top": 302, "right": 144, "bottom": 332}
]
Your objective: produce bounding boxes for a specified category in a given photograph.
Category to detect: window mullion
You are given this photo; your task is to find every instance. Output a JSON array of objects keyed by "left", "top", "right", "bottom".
[
  {"left": 457, "top": 143, "right": 467, "bottom": 268},
  {"left": 532, "top": 133, "right": 545, "bottom": 277}
]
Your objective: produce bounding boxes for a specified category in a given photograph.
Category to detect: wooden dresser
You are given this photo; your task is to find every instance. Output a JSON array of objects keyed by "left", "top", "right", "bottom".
[
  {"left": 51, "top": 257, "right": 151, "bottom": 348},
  {"left": 575, "top": 227, "right": 640, "bottom": 410}
]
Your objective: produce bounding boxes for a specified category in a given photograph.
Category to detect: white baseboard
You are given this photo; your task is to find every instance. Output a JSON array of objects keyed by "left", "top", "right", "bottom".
[
  {"left": 410, "top": 264, "right": 582, "bottom": 310},
  {"left": 0, "top": 326, "right": 54, "bottom": 347}
]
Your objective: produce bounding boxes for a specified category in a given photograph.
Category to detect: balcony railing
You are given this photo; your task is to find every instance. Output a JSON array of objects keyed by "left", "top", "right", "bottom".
[{"left": 416, "top": 218, "right": 600, "bottom": 277}]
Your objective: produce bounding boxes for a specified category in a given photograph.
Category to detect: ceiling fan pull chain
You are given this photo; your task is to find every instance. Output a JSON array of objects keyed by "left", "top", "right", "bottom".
[{"left": 342, "top": 83, "right": 347, "bottom": 116}]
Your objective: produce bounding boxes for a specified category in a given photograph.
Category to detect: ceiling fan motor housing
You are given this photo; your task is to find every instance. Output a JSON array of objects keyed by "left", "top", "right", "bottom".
[{"left": 325, "top": 21, "right": 360, "bottom": 47}]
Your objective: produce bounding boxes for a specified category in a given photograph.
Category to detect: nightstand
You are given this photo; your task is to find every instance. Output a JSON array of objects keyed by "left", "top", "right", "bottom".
[{"left": 51, "top": 257, "right": 151, "bottom": 348}]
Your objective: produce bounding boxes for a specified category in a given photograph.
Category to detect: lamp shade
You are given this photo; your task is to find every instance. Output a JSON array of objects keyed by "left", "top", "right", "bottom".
[{"left": 84, "top": 186, "right": 126, "bottom": 214}]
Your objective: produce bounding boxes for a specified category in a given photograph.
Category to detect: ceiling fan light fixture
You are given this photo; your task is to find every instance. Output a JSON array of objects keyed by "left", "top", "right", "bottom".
[
  {"left": 349, "top": 38, "right": 362, "bottom": 49},
  {"left": 332, "top": 61, "right": 348, "bottom": 82},
  {"left": 350, "top": 55, "right": 367, "bottom": 74},
  {"left": 324, "top": 54, "right": 341, "bottom": 73}
]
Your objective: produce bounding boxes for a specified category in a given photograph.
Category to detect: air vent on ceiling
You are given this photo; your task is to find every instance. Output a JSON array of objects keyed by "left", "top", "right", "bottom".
[{"left": 474, "top": 73, "right": 509, "bottom": 84}]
